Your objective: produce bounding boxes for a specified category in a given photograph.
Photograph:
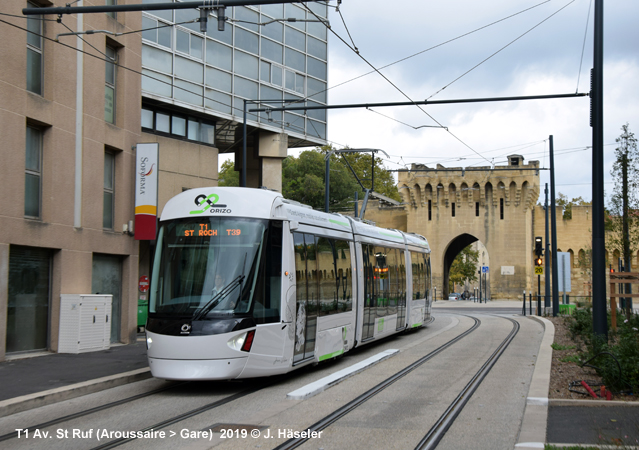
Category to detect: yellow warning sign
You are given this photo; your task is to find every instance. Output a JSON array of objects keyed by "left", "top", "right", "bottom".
[{"left": 534, "top": 266, "right": 544, "bottom": 275}]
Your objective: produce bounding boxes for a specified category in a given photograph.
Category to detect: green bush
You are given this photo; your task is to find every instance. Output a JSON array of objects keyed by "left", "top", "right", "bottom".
[
  {"left": 568, "top": 307, "right": 592, "bottom": 338},
  {"left": 567, "top": 308, "right": 639, "bottom": 394}
]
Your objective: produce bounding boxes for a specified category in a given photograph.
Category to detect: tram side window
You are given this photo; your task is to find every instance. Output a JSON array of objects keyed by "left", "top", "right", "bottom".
[
  {"left": 412, "top": 251, "right": 425, "bottom": 300},
  {"left": 374, "top": 246, "right": 389, "bottom": 313},
  {"left": 386, "top": 248, "right": 398, "bottom": 316},
  {"left": 399, "top": 251, "right": 406, "bottom": 306},
  {"left": 294, "top": 232, "right": 309, "bottom": 310},
  {"left": 335, "top": 239, "right": 352, "bottom": 313},
  {"left": 306, "top": 235, "right": 319, "bottom": 316},
  {"left": 425, "top": 254, "right": 432, "bottom": 299},
  {"left": 362, "top": 244, "right": 375, "bottom": 308},
  {"left": 317, "top": 237, "right": 335, "bottom": 315},
  {"left": 293, "top": 233, "right": 321, "bottom": 317},
  {"left": 314, "top": 237, "right": 353, "bottom": 316},
  {"left": 253, "top": 221, "right": 282, "bottom": 324}
]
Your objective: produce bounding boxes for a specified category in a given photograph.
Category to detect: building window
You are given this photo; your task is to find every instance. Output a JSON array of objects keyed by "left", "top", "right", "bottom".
[
  {"left": 103, "top": 151, "right": 115, "bottom": 229},
  {"left": 105, "top": 0, "right": 116, "bottom": 20},
  {"left": 475, "top": 201, "right": 479, "bottom": 217},
  {"left": 451, "top": 202, "right": 456, "bottom": 217},
  {"left": 25, "top": 126, "right": 42, "bottom": 218},
  {"left": 428, "top": 200, "right": 432, "bottom": 221},
  {"left": 26, "top": 2, "right": 43, "bottom": 95},
  {"left": 141, "top": 106, "right": 215, "bottom": 145},
  {"left": 105, "top": 46, "right": 116, "bottom": 124},
  {"left": 142, "top": 15, "right": 172, "bottom": 48},
  {"left": 500, "top": 198, "right": 504, "bottom": 220},
  {"left": 176, "top": 28, "right": 203, "bottom": 59}
]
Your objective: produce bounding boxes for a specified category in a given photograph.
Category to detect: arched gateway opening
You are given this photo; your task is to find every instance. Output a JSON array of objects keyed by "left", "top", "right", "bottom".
[{"left": 443, "top": 233, "right": 478, "bottom": 299}]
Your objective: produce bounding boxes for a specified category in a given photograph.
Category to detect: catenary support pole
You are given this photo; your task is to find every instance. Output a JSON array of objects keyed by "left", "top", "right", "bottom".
[
  {"left": 545, "top": 183, "right": 550, "bottom": 310},
  {"left": 550, "top": 136, "right": 560, "bottom": 317},
  {"left": 591, "top": 0, "right": 607, "bottom": 340}
]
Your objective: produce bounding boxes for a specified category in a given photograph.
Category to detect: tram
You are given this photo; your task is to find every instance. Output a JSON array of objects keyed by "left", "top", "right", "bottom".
[{"left": 146, "top": 187, "right": 432, "bottom": 380}]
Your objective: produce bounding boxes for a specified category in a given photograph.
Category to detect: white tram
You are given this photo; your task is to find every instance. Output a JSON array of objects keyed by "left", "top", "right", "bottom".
[{"left": 146, "top": 187, "right": 432, "bottom": 380}]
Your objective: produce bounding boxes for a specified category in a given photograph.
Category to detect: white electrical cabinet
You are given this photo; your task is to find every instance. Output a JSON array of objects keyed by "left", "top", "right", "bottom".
[{"left": 58, "top": 294, "right": 112, "bottom": 353}]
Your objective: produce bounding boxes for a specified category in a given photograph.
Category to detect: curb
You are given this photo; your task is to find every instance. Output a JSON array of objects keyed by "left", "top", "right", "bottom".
[
  {"left": 0, "top": 368, "right": 151, "bottom": 418},
  {"left": 515, "top": 316, "right": 555, "bottom": 450},
  {"left": 549, "top": 398, "right": 639, "bottom": 407}
]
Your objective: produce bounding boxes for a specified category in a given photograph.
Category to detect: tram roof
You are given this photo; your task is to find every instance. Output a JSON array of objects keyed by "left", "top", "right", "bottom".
[{"left": 160, "top": 187, "right": 283, "bottom": 221}]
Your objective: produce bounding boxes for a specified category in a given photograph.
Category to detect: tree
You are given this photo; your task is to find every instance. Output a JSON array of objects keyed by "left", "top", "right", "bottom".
[
  {"left": 216, "top": 146, "right": 401, "bottom": 211},
  {"left": 336, "top": 149, "right": 401, "bottom": 202},
  {"left": 556, "top": 193, "right": 591, "bottom": 220},
  {"left": 218, "top": 159, "right": 239, "bottom": 187},
  {"left": 606, "top": 123, "right": 639, "bottom": 269},
  {"left": 449, "top": 245, "right": 479, "bottom": 292},
  {"left": 282, "top": 149, "right": 359, "bottom": 210}
]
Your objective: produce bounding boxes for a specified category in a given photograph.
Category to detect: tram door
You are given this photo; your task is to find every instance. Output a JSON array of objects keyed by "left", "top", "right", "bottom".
[
  {"left": 396, "top": 250, "right": 406, "bottom": 330},
  {"left": 361, "top": 244, "right": 376, "bottom": 340},
  {"left": 292, "top": 233, "right": 318, "bottom": 364}
]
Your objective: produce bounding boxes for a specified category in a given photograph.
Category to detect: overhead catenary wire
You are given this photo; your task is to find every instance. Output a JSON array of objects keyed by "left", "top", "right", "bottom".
[
  {"left": 426, "top": 0, "right": 578, "bottom": 100},
  {"left": 302, "top": 3, "right": 493, "bottom": 165},
  {"left": 296, "top": 0, "right": 553, "bottom": 106},
  {"left": 576, "top": 0, "right": 594, "bottom": 93}
]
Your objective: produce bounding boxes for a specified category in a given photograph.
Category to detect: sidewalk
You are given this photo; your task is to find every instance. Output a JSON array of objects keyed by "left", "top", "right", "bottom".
[{"left": 0, "top": 338, "right": 150, "bottom": 417}]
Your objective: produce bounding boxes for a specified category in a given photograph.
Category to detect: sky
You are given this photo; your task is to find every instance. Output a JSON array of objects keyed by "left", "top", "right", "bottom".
[{"left": 300, "top": 0, "right": 639, "bottom": 204}]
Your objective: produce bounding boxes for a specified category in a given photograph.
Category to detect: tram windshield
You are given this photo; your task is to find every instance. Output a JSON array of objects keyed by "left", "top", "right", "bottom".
[{"left": 150, "top": 217, "right": 275, "bottom": 319}]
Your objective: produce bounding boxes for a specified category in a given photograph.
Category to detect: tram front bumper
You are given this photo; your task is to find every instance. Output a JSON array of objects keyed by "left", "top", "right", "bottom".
[
  {"left": 145, "top": 330, "right": 249, "bottom": 380},
  {"left": 148, "top": 356, "right": 247, "bottom": 380}
]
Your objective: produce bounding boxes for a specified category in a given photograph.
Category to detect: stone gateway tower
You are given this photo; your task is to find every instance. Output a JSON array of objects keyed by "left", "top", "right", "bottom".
[{"left": 396, "top": 155, "right": 540, "bottom": 299}]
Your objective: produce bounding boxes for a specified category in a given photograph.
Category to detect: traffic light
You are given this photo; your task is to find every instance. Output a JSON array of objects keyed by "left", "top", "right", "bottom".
[
  {"left": 535, "top": 257, "right": 543, "bottom": 266},
  {"left": 534, "top": 236, "right": 543, "bottom": 257}
]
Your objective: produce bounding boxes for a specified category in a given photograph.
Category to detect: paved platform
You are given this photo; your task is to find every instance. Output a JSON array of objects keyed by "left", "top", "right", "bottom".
[
  {"left": 0, "top": 339, "right": 150, "bottom": 417},
  {"left": 0, "top": 306, "right": 637, "bottom": 449}
]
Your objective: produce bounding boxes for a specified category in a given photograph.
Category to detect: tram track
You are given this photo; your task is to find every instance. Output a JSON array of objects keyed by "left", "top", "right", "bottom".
[
  {"left": 274, "top": 315, "right": 482, "bottom": 450},
  {"left": 415, "top": 316, "right": 520, "bottom": 450},
  {"left": 0, "top": 378, "right": 269, "bottom": 448},
  {"left": 0, "top": 382, "right": 190, "bottom": 443},
  {"left": 275, "top": 315, "right": 519, "bottom": 450},
  {"left": 88, "top": 383, "right": 269, "bottom": 450}
]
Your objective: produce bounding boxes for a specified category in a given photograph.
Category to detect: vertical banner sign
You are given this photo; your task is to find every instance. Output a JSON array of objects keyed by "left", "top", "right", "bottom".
[
  {"left": 557, "top": 252, "right": 571, "bottom": 292},
  {"left": 134, "top": 143, "right": 159, "bottom": 240}
]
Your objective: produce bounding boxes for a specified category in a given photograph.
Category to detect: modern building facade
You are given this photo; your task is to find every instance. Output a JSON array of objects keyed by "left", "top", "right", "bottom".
[
  {"left": 140, "top": 1, "right": 328, "bottom": 191},
  {"left": 0, "top": 1, "right": 143, "bottom": 360},
  {"left": 0, "top": 1, "right": 328, "bottom": 361}
]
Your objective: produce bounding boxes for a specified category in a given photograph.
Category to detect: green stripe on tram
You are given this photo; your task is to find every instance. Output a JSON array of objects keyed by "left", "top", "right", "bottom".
[
  {"left": 318, "top": 348, "right": 345, "bottom": 361},
  {"left": 378, "top": 231, "right": 403, "bottom": 240},
  {"left": 329, "top": 219, "right": 350, "bottom": 228},
  {"left": 412, "top": 322, "right": 423, "bottom": 328}
]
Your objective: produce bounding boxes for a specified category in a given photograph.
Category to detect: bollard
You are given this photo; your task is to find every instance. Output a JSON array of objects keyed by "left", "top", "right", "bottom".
[
  {"left": 529, "top": 291, "right": 532, "bottom": 315},
  {"left": 537, "top": 293, "right": 542, "bottom": 316},
  {"left": 522, "top": 290, "right": 526, "bottom": 316}
]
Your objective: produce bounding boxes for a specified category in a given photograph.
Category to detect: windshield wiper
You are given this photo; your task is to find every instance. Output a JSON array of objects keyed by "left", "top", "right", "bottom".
[{"left": 193, "top": 274, "right": 245, "bottom": 320}]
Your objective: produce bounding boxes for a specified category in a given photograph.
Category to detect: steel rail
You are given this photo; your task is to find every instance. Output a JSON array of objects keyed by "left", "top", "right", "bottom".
[
  {"left": 274, "top": 316, "right": 482, "bottom": 450},
  {"left": 415, "top": 316, "right": 520, "bottom": 450},
  {"left": 88, "top": 382, "right": 269, "bottom": 450},
  {"left": 0, "top": 381, "right": 189, "bottom": 442}
]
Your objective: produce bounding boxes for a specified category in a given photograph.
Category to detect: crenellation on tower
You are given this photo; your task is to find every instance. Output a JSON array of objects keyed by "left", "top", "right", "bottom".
[{"left": 394, "top": 156, "right": 542, "bottom": 298}]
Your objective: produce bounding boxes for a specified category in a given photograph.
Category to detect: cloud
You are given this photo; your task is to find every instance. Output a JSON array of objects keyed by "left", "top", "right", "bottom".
[{"left": 317, "top": 0, "right": 639, "bottom": 204}]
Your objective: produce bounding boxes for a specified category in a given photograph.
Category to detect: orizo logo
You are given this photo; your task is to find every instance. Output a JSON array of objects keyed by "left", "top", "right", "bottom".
[
  {"left": 190, "top": 193, "right": 228, "bottom": 215},
  {"left": 180, "top": 323, "right": 191, "bottom": 334}
]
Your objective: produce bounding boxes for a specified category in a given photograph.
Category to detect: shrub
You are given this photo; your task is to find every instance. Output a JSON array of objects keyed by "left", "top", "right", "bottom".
[{"left": 567, "top": 308, "right": 639, "bottom": 394}]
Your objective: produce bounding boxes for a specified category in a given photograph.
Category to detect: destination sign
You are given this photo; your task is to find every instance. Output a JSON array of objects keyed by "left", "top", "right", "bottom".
[{"left": 179, "top": 223, "right": 242, "bottom": 237}]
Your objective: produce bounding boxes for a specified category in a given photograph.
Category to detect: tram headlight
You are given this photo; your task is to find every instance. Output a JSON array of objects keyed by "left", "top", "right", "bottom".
[
  {"left": 227, "top": 330, "right": 255, "bottom": 352},
  {"left": 146, "top": 336, "right": 152, "bottom": 350}
]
